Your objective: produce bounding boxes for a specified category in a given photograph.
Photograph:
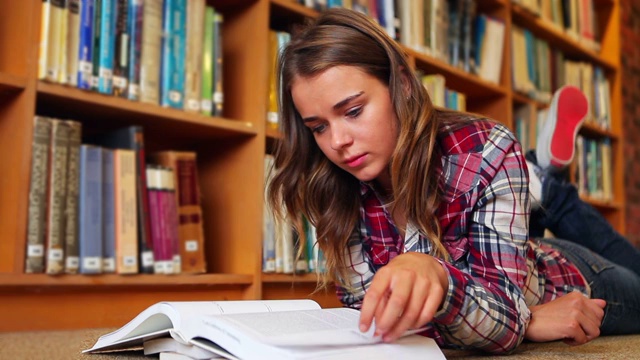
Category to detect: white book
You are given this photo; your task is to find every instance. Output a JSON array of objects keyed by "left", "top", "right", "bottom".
[
  {"left": 145, "top": 337, "right": 221, "bottom": 359},
  {"left": 84, "top": 299, "right": 445, "bottom": 360}
]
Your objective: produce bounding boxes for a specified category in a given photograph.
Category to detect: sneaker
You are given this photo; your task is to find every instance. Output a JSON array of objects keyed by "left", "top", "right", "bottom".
[{"left": 536, "top": 85, "right": 588, "bottom": 170}]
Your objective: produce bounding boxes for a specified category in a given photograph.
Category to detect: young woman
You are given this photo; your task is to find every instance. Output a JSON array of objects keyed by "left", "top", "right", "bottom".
[{"left": 267, "top": 8, "right": 640, "bottom": 353}]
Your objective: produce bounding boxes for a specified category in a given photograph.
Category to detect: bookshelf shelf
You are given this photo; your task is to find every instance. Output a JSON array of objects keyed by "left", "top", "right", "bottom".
[
  {"left": 582, "top": 197, "right": 622, "bottom": 211},
  {"left": 0, "top": 273, "right": 254, "bottom": 291},
  {"left": 512, "top": 91, "right": 549, "bottom": 109},
  {"left": 271, "top": 0, "right": 318, "bottom": 21},
  {"left": 581, "top": 121, "right": 618, "bottom": 140},
  {"left": 0, "top": 72, "right": 27, "bottom": 93},
  {"left": 407, "top": 48, "right": 508, "bottom": 99},
  {"left": 510, "top": 3, "right": 617, "bottom": 71},
  {"left": 36, "top": 82, "right": 257, "bottom": 141}
]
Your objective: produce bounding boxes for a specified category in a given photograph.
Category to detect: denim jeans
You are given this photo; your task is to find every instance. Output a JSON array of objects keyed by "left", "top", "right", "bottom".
[
  {"left": 529, "top": 163, "right": 640, "bottom": 334},
  {"left": 540, "top": 238, "right": 640, "bottom": 335}
]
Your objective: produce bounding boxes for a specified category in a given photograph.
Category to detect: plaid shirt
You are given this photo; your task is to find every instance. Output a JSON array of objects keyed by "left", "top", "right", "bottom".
[{"left": 335, "top": 117, "right": 588, "bottom": 353}]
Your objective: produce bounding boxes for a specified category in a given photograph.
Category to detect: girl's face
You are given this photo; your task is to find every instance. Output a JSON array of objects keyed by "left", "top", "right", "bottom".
[{"left": 291, "top": 65, "right": 399, "bottom": 190}]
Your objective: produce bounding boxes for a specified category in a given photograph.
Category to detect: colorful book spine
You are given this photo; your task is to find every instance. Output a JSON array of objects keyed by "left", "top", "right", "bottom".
[
  {"left": 43, "top": 0, "right": 68, "bottom": 83},
  {"left": 200, "top": 6, "right": 215, "bottom": 116},
  {"left": 160, "top": 0, "right": 187, "bottom": 109},
  {"left": 184, "top": 0, "right": 205, "bottom": 113},
  {"left": 114, "top": 149, "right": 139, "bottom": 274},
  {"left": 77, "top": 0, "right": 95, "bottom": 89},
  {"left": 79, "top": 145, "right": 103, "bottom": 274},
  {"left": 90, "top": 0, "right": 102, "bottom": 90},
  {"left": 147, "top": 166, "right": 173, "bottom": 274},
  {"left": 66, "top": 0, "right": 81, "bottom": 86},
  {"left": 25, "top": 117, "right": 52, "bottom": 273},
  {"left": 45, "top": 120, "right": 71, "bottom": 275},
  {"left": 97, "top": 0, "right": 116, "bottom": 94},
  {"left": 63, "top": 120, "right": 82, "bottom": 274},
  {"left": 263, "top": 154, "right": 276, "bottom": 273},
  {"left": 139, "top": 0, "right": 163, "bottom": 104},
  {"left": 102, "top": 148, "right": 116, "bottom": 273},
  {"left": 212, "top": 11, "right": 224, "bottom": 117},
  {"left": 38, "top": 0, "right": 52, "bottom": 80},
  {"left": 112, "top": 0, "right": 129, "bottom": 97},
  {"left": 127, "top": 0, "right": 144, "bottom": 101}
]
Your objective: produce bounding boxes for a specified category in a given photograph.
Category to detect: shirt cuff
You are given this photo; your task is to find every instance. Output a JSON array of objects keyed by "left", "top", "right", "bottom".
[{"left": 432, "top": 258, "right": 467, "bottom": 325}]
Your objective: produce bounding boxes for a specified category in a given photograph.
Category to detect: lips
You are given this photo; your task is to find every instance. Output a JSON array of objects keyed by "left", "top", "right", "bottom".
[{"left": 345, "top": 154, "right": 366, "bottom": 168}]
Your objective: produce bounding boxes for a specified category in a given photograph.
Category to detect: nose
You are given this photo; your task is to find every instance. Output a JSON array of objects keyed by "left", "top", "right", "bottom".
[{"left": 330, "top": 122, "right": 353, "bottom": 150}]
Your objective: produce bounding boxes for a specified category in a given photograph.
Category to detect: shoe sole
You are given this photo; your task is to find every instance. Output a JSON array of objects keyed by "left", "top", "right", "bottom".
[{"left": 548, "top": 86, "right": 588, "bottom": 167}]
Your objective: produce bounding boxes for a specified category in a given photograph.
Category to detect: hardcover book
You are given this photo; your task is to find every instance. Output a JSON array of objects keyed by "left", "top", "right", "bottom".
[
  {"left": 77, "top": 0, "right": 95, "bottom": 89},
  {"left": 140, "top": 0, "right": 163, "bottom": 104},
  {"left": 79, "top": 145, "right": 103, "bottom": 274},
  {"left": 84, "top": 300, "right": 445, "bottom": 360},
  {"left": 25, "top": 117, "right": 52, "bottom": 273},
  {"left": 63, "top": 120, "right": 82, "bottom": 273}
]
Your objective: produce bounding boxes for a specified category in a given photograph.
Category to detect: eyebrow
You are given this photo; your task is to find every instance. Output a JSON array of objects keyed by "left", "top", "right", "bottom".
[{"left": 302, "top": 91, "right": 364, "bottom": 123}]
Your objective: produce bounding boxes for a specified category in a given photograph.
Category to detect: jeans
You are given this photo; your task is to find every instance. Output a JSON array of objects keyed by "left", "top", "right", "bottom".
[{"left": 529, "top": 165, "right": 640, "bottom": 334}]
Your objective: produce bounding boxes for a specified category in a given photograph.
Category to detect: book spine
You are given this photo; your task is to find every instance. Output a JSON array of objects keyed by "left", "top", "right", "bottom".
[
  {"left": 184, "top": 0, "right": 205, "bottom": 112},
  {"left": 263, "top": 155, "right": 276, "bottom": 273},
  {"left": 77, "top": 0, "right": 94, "bottom": 89},
  {"left": 132, "top": 127, "right": 155, "bottom": 273},
  {"left": 114, "top": 149, "right": 139, "bottom": 274},
  {"left": 147, "top": 166, "right": 169, "bottom": 274},
  {"left": 200, "top": 6, "right": 214, "bottom": 116},
  {"left": 90, "top": 0, "right": 102, "bottom": 90},
  {"left": 160, "top": 168, "right": 181, "bottom": 274},
  {"left": 212, "top": 11, "right": 224, "bottom": 117},
  {"left": 25, "top": 117, "right": 52, "bottom": 273},
  {"left": 46, "top": 120, "right": 71, "bottom": 275},
  {"left": 139, "top": 0, "right": 163, "bottom": 104},
  {"left": 160, "top": 0, "right": 187, "bottom": 109},
  {"left": 66, "top": 0, "right": 81, "bottom": 86},
  {"left": 63, "top": 120, "right": 82, "bottom": 273},
  {"left": 45, "top": 0, "right": 67, "bottom": 83},
  {"left": 38, "top": 0, "right": 52, "bottom": 80},
  {"left": 102, "top": 148, "right": 116, "bottom": 273},
  {"left": 112, "top": 0, "right": 129, "bottom": 97},
  {"left": 79, "top": 145, "right": 103, "bottom": 274},
  {"left": 127, "top": 0, "right": 143, "bottom": 100},
  {"left": 97, "top": 0, "right": 116, "bottom": 94}
]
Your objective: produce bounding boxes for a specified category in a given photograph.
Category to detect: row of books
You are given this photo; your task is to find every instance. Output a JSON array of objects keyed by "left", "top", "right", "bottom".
[
  {"left": 513, "top": 0, "right": 601, "bottom": 51},
  {"left": 421, "top": 74, "right": 467, "bottom": 111},
  {"left": 38, "top": 0, "right": 224, "bottom": 116},
  {"left": 575, "top": 135, "right": 613, "bottom": 202},
  {"left": 262, "top": 155, "right": 327, "bottom": 275},
  {"left": 512, "top": 25, "right": 612, "bottom": 130},
  {"left": 25, "top": 116, "right": 207, "bottom": 275},
  {"left": 296, "top": 0, "right": 506, "bottom": 85}
]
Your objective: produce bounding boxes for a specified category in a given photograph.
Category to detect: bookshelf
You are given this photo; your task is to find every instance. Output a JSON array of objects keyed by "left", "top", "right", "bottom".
[{"left": 0, "top": 0, "right": 624, "bottom": 331}]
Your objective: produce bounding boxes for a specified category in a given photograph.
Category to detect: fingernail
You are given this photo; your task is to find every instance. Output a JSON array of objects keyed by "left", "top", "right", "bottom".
[{"left": 359, "top": 324, "right": 367, "bottom": 332}]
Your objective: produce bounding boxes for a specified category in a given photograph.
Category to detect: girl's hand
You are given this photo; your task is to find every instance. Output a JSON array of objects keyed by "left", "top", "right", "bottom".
[
  {"left": 525, "top": 291, "right": 606, "bottom": 345},
  {"left": 358, "top": 252, "right": 449, "bottom": 342}
]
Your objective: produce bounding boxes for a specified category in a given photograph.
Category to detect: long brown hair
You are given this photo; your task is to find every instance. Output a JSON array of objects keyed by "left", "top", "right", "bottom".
[{"left": 267, "top": 8, "right": 448, "bottom": 289}]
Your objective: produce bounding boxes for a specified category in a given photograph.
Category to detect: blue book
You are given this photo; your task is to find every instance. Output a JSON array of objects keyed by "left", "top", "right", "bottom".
[
  {"left": 127, "top": 0, "right": 144, "bottom": 101},
  {"left": 473, "top": 15, "right": 486, "bottom": 69},
  {"left": 160, "top": 0, "right": 187, "bottom": 108},
  {"left": 79, "top": 145, "right": 103, "bottom": 274},
  {"left": 98, "top": 0, "right": 117, "bottom": 94},
  {"left": 102, "top": 149, "right": 116, "bottom": 273},
  {"left": 77, "top": 0, "right": 95, "bottom": 89}
]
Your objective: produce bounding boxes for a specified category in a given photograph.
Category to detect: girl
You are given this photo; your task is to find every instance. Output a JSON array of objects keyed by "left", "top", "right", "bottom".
[{"left": 267, "top": 8, "right": 640, "bottom": 353}]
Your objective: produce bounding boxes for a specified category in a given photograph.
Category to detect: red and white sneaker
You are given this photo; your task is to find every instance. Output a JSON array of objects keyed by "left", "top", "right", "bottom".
[{"left": 536, "top": 85, "right": 588, "bottom": 170}]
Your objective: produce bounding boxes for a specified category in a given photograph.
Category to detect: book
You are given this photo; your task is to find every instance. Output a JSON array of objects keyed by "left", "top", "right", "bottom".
[
  {"left": 112, "top": 0, "right": 130, "bottom": 97},
  {"left": 160, "top": 0, "right": 187, "bottom": 109},
  {"left": 25, "top": 116, "right": 52, "bottom": 273},
  {"left": 114, "top": 149, "right": 139, "bottom": 274},
  {"left": 77, "top": 0, "right": 95, "bottom": 89},
  {"left": 144, "top": 337, "right": 219, "bottom": 359},
  {"left": 149, "top": 151, "right": 207, "bottom": 274},
  {"left": 184, "top": 0, "right": 205, "bottom": 113},
  {"left": 84, "top": 299, "right": 445, "bottom": 360},
  {"left": 45, "top": 119, "right": 71, "bottom": 274},
  {"left": 63, "top": 120, "right": 82, "bottom": 273},
  {"left": 66, "top": 0, "right": 81, "bottom": 86},
  {"left": 127, "top": 0, "right": 144, "bottom": 100},
  {"left": 140, "top": 0, "right": 163, "bottom": 104},
  {"left": 79, "top": 144, "right": 103, "bottom": 274}
]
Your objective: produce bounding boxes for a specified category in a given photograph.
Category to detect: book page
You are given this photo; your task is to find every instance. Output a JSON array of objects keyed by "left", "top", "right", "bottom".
[{"left": 86, "top": 299, "right": 320, "bottom": 352}]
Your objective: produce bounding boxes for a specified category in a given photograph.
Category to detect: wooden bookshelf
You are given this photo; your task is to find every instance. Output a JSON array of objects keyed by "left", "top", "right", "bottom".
[{"left": 0, "top": 0, "right": 624, "bottom": 332}]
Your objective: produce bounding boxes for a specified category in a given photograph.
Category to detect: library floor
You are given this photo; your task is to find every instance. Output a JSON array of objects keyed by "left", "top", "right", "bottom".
[{"left": 1, "top": 328, "right": 639, "bottom": 359}]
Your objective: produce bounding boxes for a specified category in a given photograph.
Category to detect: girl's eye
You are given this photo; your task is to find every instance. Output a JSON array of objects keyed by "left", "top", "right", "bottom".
[
  {"left": 346, "top": 106, "right": 362, "bottom": 118},
  {"left": 311, "top": 124, "right": 327, "bottom": 134}
]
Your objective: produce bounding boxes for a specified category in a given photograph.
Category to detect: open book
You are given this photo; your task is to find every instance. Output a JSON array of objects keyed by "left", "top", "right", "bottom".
[{"left": 84, "top": 299, "right": 445, "bottom": 360}]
